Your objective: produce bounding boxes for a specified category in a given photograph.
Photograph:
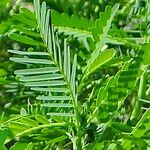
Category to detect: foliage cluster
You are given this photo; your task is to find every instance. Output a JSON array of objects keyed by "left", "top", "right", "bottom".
[{"left": 0, "top": 0, "right": 150, "bottom": 149}]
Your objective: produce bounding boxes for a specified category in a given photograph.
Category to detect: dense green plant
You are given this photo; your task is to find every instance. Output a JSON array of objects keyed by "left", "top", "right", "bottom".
[{"left": 0, "top": 0, "right": 150, "bottom": 149}]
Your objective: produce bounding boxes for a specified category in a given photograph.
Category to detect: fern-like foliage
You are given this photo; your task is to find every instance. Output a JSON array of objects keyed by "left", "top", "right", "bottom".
[
  {"left": 50, "top": 5, "right": 126, "bottom": 47},
  {"left": 51, "top": 4, "right": 142, "bottom": 51},
  {"left": 0, "top": 114, "right": 67, "bottom": 149},
  {"left": 51, "top": 10, "right": 94, "bottom": 31},
  {"left": 4, "top": 1, "right": 150, "bottom": 149},
  {"left": 8, "top": 0, "right": 77, "bottom": 118},
  {"left": 96, "top": 50, "right": 142, "bottom": 122},
  {"left": 51, "top": 10, "right": 94, "bottom": 39},
  {"left": 88, "top": 4, "right": 119, "bottom": 64},
  {"left": 78, "top": 5, "right": 120, "bottom": 90}
]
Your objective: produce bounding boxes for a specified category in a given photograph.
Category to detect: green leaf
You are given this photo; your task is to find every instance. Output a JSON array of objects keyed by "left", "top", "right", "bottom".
[
  {"left": 9, "top": 122, "right": 30, "bottom": 130},
  {"left": 14, "top": 67, "right": 59, "bottom": 75},
  {"left": 36, "top": 96, "right": 71, "bottom": 101},
  {"left": 11, "top": 25, "right": 41, "bottom": 37},
  {"left": 139, "top": 99, "right": 150, "bottom": 104},
  {"left": 34, "top": 0, "right": 40, "bottom": 21},
  {"left": 8, "top": 49, "right": 49, "bottom": 56},
  {"left": 48, "top": 26, "right": 52, "bottom": 53},
  {"left": 10, "top": 142, "right": 28, "bottom": 150},
  {"left": 44, "top": 9, "right": 50, "bottom": 44},
  {"left": 56, "top": 35, "right": 62, "bottom": 69},
  {"left": 8, "top": 121, "right": 66, "bottom": 140},
  {"left": 47, "top": 135, "right": 68, "bottom": 144},
  {"left": 88, "top": 4, "right": 119, "bottom": 69},
  {"left": 41, "top": 103, "right": 73, "bottom": 108},
  {"left": 12, "top": 14, "right": 37, "bottom": 28},
  {"left": 8, "top": 33, "right": 44, "bottom": 46},
  {"left": 20, "top": 8, "right": 36, "bottom": 21},
  {"left": 31, "top": 87, "right": 68, "bottom": 92},
  {"left": 10, "top": 57, "right": 53, "bottom": 64},
  {"left": 84, "top": 49, "right": 116, "bottom": 79},
  {"left": 67, "top": 45, "right": 70, "bottom": 81},
  {"left": 21, "top": 117, "right": 39, "bottom": 127},
  {"left": 64, "top": 39, "right": 67, "bottom": 76},
  {"left": 25, "top": 80, "right": 66, "bottom": 87},
  {"left": 10, "top": 141, "right": 28, "bottom": 150},
  {"left": 51, "top": 10, "right": 94, "bottom": 31},
  {"left": 20, "top": 74, "right": 62, "bottom": 82},
  {"left": 71, "top": 54, "right": 77, "bottom": 94},
  {"left": 35, "top": 114, "right": 49, "bottom": 124},
  {"left": 40, "top": 2, "right": 46, "bottom": 33},
  {"left": 47, "top": 113, "right": 75, "bottom": 117},
  {"left": 52, "top": 26, "right": 57, "bottom": 62},
  {"left": 142, "top": 43, "right": 150, "bottom": 65},
  {"left": 92, "top": 4, "right": 119, "bottom": 43}
]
